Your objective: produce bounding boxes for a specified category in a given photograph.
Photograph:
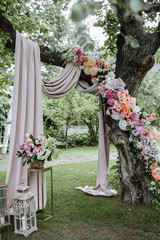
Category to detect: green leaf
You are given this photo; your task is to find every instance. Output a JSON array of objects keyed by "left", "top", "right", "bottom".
[{"left": 125, "top": 35, "right": 139, "bottom": 49}]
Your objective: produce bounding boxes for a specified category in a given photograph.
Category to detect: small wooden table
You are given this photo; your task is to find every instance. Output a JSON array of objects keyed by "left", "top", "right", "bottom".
[{"left": 27, "top": 166, "right": 53, "bottom": 221}]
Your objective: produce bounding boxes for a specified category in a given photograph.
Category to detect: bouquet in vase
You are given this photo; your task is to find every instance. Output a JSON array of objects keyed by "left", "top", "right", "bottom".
[{"left": 17, "top": 133, "right": 58, "bottom": 166}]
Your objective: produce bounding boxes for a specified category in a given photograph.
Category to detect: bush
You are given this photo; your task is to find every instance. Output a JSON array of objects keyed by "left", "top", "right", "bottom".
[{"left": 55, "top": 132, "right": 97, "bottom": 149}]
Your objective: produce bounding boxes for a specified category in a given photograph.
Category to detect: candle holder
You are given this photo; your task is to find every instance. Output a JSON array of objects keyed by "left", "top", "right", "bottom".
[
  {"left": 12, "top": 182, "right": 38, "bottom": 237},
  {"left": 0, "top": 183, "right": 10, "bottom": 227}
]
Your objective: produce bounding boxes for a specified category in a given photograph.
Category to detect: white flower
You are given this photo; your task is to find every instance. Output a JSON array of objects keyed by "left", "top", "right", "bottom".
[
  {"left": 105, "top": 78, "right": 112, "bottom": 89},
  {"left": 25, "top": 133, "right": 30, "bottom": 138},
  {"left": 158, "top": 189, "right": 160, "bottom": 194},
  {"left": 119, "top": 119, "right": 127, "bottom": 131},
  {"left": 108, "top": 72, "right": 115, "bottom": 79},
  {"left": 151, "top": 181, "right": 155, "bottom": 185},
  {"left": 35, "top": 140, "right": 39, "bottom": 145},
  {"left": 150, "top": 140, "right": 158, "bottom": 149},
  {"left": 133, "top": 106, "right": 141, "bottom": 113},
  {"left": 129, "top": 136, "right": 133, "bottom": 142},
  {"left": 37, "top": 135, "right": 43, "bottom": 141},
  {"left": 111, "top": 113, "right": 121, "bottom": 121},
  {"left": 136, "top": 141, "right": 143, "bottom": 149},
  {"left": 46, "top": 150, "right": 51, "bottom": 157},
  {"left": 27, "top": 138, "right": 32, "bottom": 142},
  {"left": 144, "top": 156, "right": 149, "bottom": 160}
]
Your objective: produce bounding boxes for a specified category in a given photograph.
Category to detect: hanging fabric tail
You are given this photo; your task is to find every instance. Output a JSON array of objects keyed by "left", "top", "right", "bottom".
[{"left": 5, "top": 31, "right": 46, "bottom": 213}]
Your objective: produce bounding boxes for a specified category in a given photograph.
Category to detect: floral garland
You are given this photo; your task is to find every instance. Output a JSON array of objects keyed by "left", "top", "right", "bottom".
[{"left": 73, "top": 47, "right": 160, "bottom": 203}]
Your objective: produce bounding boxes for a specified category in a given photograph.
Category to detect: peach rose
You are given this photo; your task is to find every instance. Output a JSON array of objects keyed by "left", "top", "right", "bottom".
[
  {"left": 89, "top": 67, "right": 99, "bottom": 76},
  {"left": 84, "top": 67, "right": 90, "bottom": 75}
]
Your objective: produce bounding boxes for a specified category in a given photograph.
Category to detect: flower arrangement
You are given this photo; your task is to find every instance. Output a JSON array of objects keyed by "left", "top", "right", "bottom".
[
  {"left": 73, "top": 46, "right": 160, "bottom": 204},
  {"left": 73, "top": 47, "right": 110, "bottom": 83},
  {"left": 17, "top": 133, "right": 58, "bottom": 166},
  {"left": 99, "top": 73, "right": 160, "bottom": 201}
]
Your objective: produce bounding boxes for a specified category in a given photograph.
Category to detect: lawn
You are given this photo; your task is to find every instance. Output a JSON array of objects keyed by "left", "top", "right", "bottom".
[{"left": 1, "top": 147, "right": 160, "bottom": 240}]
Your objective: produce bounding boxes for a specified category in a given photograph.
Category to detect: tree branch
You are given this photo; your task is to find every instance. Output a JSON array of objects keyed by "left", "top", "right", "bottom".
[
  {"left": 144, "top": 4, "right": 160, "bottom": 14},
  {"left": 0, "top": 11, "right": 93, "bottom": 84}
]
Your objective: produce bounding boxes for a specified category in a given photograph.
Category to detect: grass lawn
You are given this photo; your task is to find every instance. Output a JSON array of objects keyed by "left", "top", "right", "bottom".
[{"left": 1, "top": 155, "right": 160, "bottom": 240}]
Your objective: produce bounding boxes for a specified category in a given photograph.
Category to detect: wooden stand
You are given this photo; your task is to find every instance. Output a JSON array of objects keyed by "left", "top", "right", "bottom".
[{"left": 27, "top": 166, "right": 53, "bottom": 221}]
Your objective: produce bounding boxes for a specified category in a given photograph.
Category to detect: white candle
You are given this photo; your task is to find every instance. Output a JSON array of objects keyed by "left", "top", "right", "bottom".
[{"left": 21, "top": 216, "right": 25, "bottom": 231}]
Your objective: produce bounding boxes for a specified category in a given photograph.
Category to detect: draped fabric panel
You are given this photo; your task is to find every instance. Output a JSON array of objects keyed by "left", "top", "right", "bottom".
[
  {"left": 5, "top": 31, "right": 46, "bottom": 213},
  {"left": 42, "top": 64, "right": 117, "bottom": 196},
  {"left": 6, "top": 32, "right": 116, "bottom": 212}
]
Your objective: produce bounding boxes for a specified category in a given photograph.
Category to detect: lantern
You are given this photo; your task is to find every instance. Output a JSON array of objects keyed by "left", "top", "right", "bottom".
[
  {"left": 0, "top": 183, "right": 10, "bottom": 228},
  {"left": 12, "top": 182, "right": 38, "bottom": 237}
]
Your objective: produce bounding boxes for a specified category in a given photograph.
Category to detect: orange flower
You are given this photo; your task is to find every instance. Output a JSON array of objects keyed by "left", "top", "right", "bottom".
[
  {"left": 151, "top": 162, "right": 160, "bottom": 182},
  {"left": 101, "top": 60, "right": 105, "bottom": 66},
  {"left": 104, "top": 64, "right": 110, "bottom": 69},
  {"left": 147, "top": 114, "right": 157, "bottom": 119}
]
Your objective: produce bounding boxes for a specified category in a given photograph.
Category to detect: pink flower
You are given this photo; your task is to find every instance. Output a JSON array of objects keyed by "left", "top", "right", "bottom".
[
  {"left": 74, "top": 47, "right": 84, "bottom": 56},
  {"left": 113, "top": 91, "right": 119, "bottom": 99},
  {"left": 140, "top": 129, "right": 150, "bottom": 139},
  {"left": 108, "top": 98, "right": 115, "bottom": 106},
  {"left": 98, "top": 82, "right": 106, "bottom": 91},
  {"left": 33, "top": 146, "right": 41, "bottom": 154},
  {"left": 17, "top": 144, "right": 25, "bottom": 151},
  {"left": 27, "top": 151, "right": 33, "bottom": 157},
  {"left": 105, "top": 89, "right": 115, "bottom": 99},
  {"left": 106, "top": 107, "right": 112, "bottom": 115},
  {"left": 112, "top": 108, "right": 119, "bottom": 113},
  {"left": 129, "top": 111, "right": 139, "bottom": 121}
]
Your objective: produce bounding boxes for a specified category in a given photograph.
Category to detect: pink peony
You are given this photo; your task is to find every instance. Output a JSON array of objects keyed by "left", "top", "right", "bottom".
[
  {"left": 108, "top": 98, "right": 115, "bottom": 106},
  {"left": 105, "top": 89, "right": 115, "bottom": 99}
]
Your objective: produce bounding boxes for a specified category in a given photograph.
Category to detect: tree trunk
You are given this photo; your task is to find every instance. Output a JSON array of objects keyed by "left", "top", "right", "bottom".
[
  {"left": 107, "top": 121, "right": 150, "bottom": 204},
  {"left": 86, "top": 122, "right": 98, "bottom": 145}
]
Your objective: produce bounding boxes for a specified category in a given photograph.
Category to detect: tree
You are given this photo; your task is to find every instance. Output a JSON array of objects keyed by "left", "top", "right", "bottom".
[
  {"left": 43, "top": 90, "right": 99, "bottom": 149},
  {"left": 1, "top": 0, "right": 160, "bottom": 204}
]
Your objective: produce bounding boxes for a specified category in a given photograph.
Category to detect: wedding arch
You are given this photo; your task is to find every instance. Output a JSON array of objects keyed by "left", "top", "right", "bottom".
[{"left": 6, "top": 31, "right": 116, "bottom": 212}]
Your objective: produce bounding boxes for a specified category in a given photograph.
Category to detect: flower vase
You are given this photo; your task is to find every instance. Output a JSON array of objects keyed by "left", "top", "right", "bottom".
[{"left": 34, "top": 161, "right": 45, "bottom": 169}]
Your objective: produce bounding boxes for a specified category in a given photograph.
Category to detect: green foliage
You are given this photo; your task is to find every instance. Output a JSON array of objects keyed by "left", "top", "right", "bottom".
[
  {"left": 125, "top": 35, "right": 140, "bottom": 49},
  {"left": 96, "top": 7, "right": 119, "bottom": 57},
  {"left": 71, "top": 1, "right": 103, "bottom": 22},
  {"left": 137, "top": 70, "right": 160, "bottom": 121},
  {"left": 108, "top": 157, "right": 122, "bottom": 194},
  {"left": 43, "top": 89, "right": 99, "bottom": 148}
]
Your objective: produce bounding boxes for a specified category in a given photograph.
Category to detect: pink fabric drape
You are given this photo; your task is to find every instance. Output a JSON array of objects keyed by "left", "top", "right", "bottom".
[
  {"left": 42, "top": 63, "right": 116, "bottom": 196},
  {"left": 5, "top": 31, "right": 46, "bottom": 213},
  {"left": 6, "top": 32, "right": 116, "bottom": 212}
]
